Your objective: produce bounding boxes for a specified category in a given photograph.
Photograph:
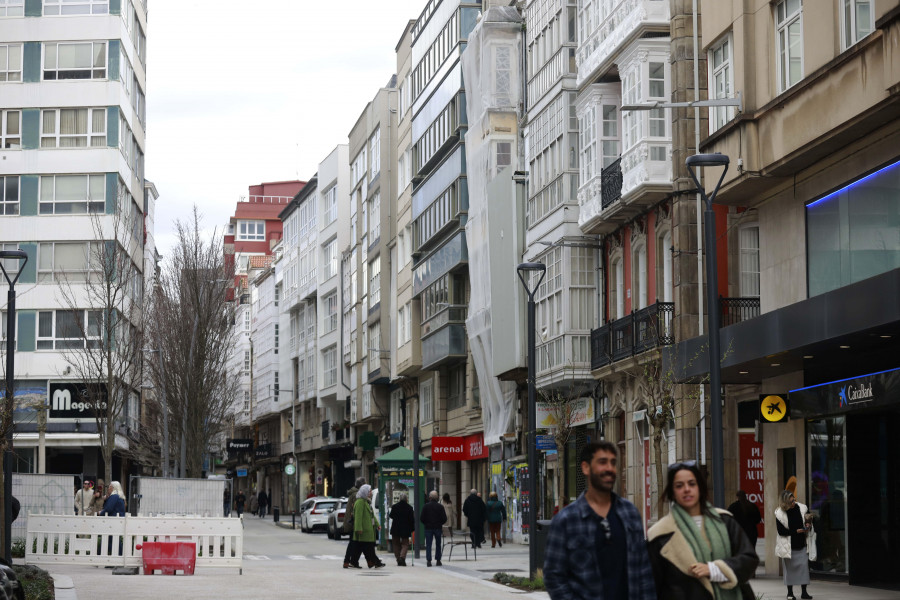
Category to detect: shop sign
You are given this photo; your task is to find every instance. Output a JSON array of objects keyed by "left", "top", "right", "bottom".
[
  {"left": 227, "top": 439, "right": 253, "bottom": 452},
  {"left": 536, "top": 435, "right": 556, "bottom": 450},
  {"left": 738, "top": 432, "right": 765, "bottom": 539},
  {"left": 789, "top": 366, "right": 900, "bottom": 417},
  {"left": 759, "top": 395, "right": 788, "bottom": 423},
  {"left": 237, "top": 469, "right": 248, "bottom": 477},
  {"left": 255, "top": 443, "right": 273, "bottom": 459},
  {"left": 432, "top": 433, "right": 489, "bottom": 461},
  {"left": 48, "top": 382, "right": 107, "bottom": 420},
  {"left": 536, "top": 397, "right": 596, "bottom": 428},
  {"left": 284, "top": 464, "right": 296, "bottom": 476},
  {"left": 380, "top": 467, "right": 425, "bottom": 477}
]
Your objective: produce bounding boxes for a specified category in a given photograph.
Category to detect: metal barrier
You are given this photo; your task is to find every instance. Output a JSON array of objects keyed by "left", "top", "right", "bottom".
[
  {"left": 11, "top": 473, "right": 81, "bottom": 542},
  {"left": 25, "top": 514, "right": 243, "bottom": 572},
  {"left": 130, "top": 476, "right": 232, "bottom": 517}
]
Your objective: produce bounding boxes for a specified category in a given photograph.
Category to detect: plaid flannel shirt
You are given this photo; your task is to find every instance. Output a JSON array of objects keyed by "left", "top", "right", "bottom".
[{"left": 544, "top": 492, "right": 656, "bottom": 600}]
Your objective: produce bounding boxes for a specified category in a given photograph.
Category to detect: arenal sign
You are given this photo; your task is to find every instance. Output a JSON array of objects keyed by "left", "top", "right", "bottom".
[
  {"left": 432, "top": 432, "right": 489, "bottom": 461},
  {"left": 48, "top": 382, "right": 107, "bottom": 420},
  {"left": 789, "top": 366, "right": 900, "bottom": 417}
]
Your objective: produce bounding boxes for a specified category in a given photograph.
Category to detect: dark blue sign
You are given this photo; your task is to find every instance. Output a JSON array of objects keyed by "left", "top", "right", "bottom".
[
  {"left": 237, "top": 469, "right": 248, "bottom": 477},
  {"left": 536, "top": 435, "right": 556, "bottom": 450}
]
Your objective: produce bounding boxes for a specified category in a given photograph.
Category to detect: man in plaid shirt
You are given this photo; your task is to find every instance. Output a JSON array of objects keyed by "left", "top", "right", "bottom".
[{"left": 544, "top": 441, "right": 656, "bottom": 600}]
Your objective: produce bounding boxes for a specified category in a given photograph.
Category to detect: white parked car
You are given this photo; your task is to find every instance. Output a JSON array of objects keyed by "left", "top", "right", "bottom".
[{"left": 299, "top": 497, "right": 341, "bottom": 533}]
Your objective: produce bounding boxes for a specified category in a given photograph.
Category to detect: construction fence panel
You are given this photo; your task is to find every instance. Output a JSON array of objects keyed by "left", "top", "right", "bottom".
[
  {"left": 131, "top": 477, "right": 231, "bottom": 517},
  {"left": 11, "top": 473, "right": 80, "bottom": 542}
]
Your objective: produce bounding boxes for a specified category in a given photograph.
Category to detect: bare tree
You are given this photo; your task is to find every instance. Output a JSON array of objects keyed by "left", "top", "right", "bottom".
[
  {"left": 147, "top": 208, "right": 238, "bottom": 478},
  {"left": 55, "top": 204, "right": 146, "bottom": 486}
]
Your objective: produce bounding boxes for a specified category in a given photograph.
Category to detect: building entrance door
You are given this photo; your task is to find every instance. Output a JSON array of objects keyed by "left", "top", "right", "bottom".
[{"left": 846, "top": 410, "right": 900, "bottom": 588}]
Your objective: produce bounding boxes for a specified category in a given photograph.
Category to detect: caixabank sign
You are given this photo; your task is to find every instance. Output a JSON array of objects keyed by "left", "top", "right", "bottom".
[
  {"left": 789, "top": 366, "right": 900, "bottom": 417},
  {"left": 48, "top": 381, "right": 108, "bottom": 420}
]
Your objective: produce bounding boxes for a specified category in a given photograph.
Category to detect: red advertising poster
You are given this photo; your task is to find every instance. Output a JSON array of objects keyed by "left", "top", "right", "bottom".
[
  {"left": 644, "top": 439, "right": 651, "bottom": 527},
  {"left": 431, "top": 433, "right": 488, "bottom": 461},
  {"left": 738, "top": 432, "right": 765, "bottom": 538}
]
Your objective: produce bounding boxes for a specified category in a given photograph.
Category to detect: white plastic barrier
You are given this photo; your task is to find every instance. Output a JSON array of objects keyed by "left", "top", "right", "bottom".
[{"left": 25, "top": 514, "right": 243, "bottom": 573}]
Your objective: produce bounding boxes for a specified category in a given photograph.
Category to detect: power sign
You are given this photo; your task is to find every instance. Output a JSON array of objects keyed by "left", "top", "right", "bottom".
[{"left": 48, "top": 382, "right": 108, "bottom": 420}]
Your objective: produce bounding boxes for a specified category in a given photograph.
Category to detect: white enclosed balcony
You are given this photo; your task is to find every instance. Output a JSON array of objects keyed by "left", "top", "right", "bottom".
[{"left": 576, "top": 0, "right": 670, "bottom": 86}]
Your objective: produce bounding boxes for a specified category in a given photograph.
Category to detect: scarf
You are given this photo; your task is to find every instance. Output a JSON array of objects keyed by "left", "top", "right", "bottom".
[{"left": 671, "top": 502, "right": 740, "bottom": 600}]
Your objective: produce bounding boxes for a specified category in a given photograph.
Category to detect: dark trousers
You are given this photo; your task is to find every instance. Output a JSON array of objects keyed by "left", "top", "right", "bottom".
[
  {"left": 344, "top": 539, "right": 360, "bottom": 565},
  {"left": 349, "top": 539, "right": 380, "bottom": 566},
  {"left": 424, "top": 528, "right": 442, "bottom": 562},
  {"left": 258, "top": 504, "right": 267, "bottom": 518},
  {"left": 470, "top": 524, "right": 485, "bottom": 548}
]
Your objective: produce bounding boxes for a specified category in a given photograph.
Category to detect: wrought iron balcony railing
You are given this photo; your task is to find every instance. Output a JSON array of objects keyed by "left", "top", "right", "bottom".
[
  {"left": 720, "top": 296, "right": 760, "bottom": 327},
  {"left": 590, "top": 302, "right": 674, "bottom": 369},
  {"left": 601, "top": 158, "right": 623, "bottom": 209}
]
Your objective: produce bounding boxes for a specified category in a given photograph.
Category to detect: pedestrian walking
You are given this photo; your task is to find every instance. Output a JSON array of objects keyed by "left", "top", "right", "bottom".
[
  {"left": 648, "top": 461, "right": 758, "bottom": 600},
  {"left": 351, "top": 485, "right": 385, "bottom": 569},
  {"left": 388, "top": 492, "right": 415, "bottom": 566},
  {"left": 88, "top": 488, "right": 104, "bottom": 516},
  {"left": 249, "top": 490, "right": 259, "bottom": 516},
  {"left": 343, "top": 477, "right": 366, "bottom": 569},
  {"left": 223, "top": 487, "right": 232, "bottom": 517},
  {"left": 728, "top": 490, "right": 762, "bottom": 548},
  {"left": 258, "top": 489, "right": 269, "bottom": 519},
  {"left": 420, "top": 490, "right": 447, "bottom": 567},
  {"left": 441, "top": 492, "right": 456, "bottom": 531},
  {"left": 99, "top": 481, "right": 126, "bottom": 557},
  {"left": 775, "top": 490, "right": 814, "bottom": 600},
  {"left": 462, "top": 489, "right": 486, "bottom": 549},
  {"left": 235, "top": 490, "right": 246, "bottom": 517},
  {"left": 485, "top": 491, "right": 506, "bottom": 548},
  {"left": 544, "top": 441, "right": 656, "bottom": 600}
]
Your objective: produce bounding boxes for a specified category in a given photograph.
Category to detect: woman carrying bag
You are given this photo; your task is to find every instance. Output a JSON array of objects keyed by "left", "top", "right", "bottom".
[
  {"left": 774, "top": 490, "right": 814, "bottom": 600},
  {"left": 352, "top": 484, "right": 386, "bottom": 569},
  {"left": 648, "top": 461, "right": 759, "bottom": 600}
]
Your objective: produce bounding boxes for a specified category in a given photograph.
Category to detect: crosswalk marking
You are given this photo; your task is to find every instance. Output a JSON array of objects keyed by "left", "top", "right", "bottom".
[
  {"left": 311, "top": 555, "right": 343, "bottom": 560},
  {"left": 244, "top": 555, "right": 270, "bottom": 560},
  {"left": 287, "top": 555, "right": 309, "bottom": 560},
  {"left": 247, "top": 554, "right": 345, "bottom": 561}
]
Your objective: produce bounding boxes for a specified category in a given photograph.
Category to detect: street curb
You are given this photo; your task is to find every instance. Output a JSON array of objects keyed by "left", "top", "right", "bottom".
[{"left": 51, "top": 573, "right": 77, "bottom": 600}]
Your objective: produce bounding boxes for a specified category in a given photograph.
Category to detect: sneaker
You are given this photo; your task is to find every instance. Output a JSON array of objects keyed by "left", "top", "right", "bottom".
[{"left": 435, "top": 560, "right": 442, "bottom": 566}]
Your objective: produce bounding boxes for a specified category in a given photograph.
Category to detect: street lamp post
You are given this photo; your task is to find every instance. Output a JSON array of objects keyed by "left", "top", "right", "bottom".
[
  {"left": 0, "top": 249, "right": 28, "bottom": 563},
  {"left": 685, "top": 153, "right": 730, "bottom": 508},
  {"left": 517, "top": 261, "right": 545, "bottom": 580}
]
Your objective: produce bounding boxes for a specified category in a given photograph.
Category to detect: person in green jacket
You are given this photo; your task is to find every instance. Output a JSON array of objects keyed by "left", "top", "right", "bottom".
[
  {"left": 485, "top": 491, "right": 507, "bottom": 548},
  {"left": 352, "top": 484, "right": 385, "bottom": 569}
]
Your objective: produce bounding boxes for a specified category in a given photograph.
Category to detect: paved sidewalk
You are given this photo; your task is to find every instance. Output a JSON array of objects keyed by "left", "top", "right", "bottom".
[{"left": 45, "top": 516, "right": 897, "bottom": 599}]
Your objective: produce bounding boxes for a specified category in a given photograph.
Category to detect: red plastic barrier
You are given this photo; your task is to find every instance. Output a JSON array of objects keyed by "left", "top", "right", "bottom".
[{"left": 135, "top": 542, "right": 197, "bottom": 575}]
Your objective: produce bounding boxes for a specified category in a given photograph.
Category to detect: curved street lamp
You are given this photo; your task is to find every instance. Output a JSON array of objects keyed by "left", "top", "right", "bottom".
[
  {"left": 516, "top": 261, "right": 545, "bottom": 579},
  {"left": 685, "top": 153, "right": 729, "bottom": 508},
  {"left": 0, "top": 249, "right": 29, "bottom": 562}
]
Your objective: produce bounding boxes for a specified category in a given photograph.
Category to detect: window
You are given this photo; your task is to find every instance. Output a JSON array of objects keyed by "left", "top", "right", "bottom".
[
  {"left": 323, "top": 238, "right": 337, "bottom": 280},
  {"left": 709, "top": 36, "right": 734, "bottom": 133},
  {"left": 274, "top": 323, "right": 279, "bottom": 355},
  {"left": 369, "top": 257, "right": 381, "bottom": 307},
  {"left": 0, "top": 243, "right": 21, "bottom": 280},
  {"left": 41, "top": 108, "right": 106, "bottom": 148},
  {"left": 351, "top": 149, "right": 367, "bottom": 185},
  {"left": 0, "top": 176, "right": 19, "bottom": 215},
  {"left": 580, "top": 105, "right": 596, "bottom": 184},
  {"left": 243, "top": 391, "right": 250, "bottom": 412},
  {"left": 1, "top": 110, "right": 20, "bottom": 148},
  {"left": 323, "top": 186, "right": 337, "bottom": 226},
  {"left": 493, "top": 45, "right": 512, "bottom": 105},
  {"left": 323, "top": 292, "right": 338, "bottom": 334},
  {"left": 0, "top": 1, "right": 23, "bottom": 17},
  {"left": 495, "top": 141, "right": 512, "bottom": 174},
  {"left": 632, "top": 243, "right": 647, "bottom": 310},
  {"left": 369, "top": 128, "right": 381, "bottom": 179},
  {"left": 841, "top": 0, "right": 873, "bottom": 49},
  {"left": 237, "top": 220, "right": 265, "bottom": 241},
  {"left": 775, "top": 0, "right": 803, "bottom": 92},
  {"left": 43, "top": 42, "right": 107, "bottom": 80},
  {"left": 38, "top": 241, "right": 101, "bottom": 282},
  {"left": 610, "top": 256, "right": 624, "bottom": 320},
  {"left": 390, "top": 388, "right": 402, "bottom": 434},
  {"left": 44, "top": 0, "right": 108, "bottom": 14},
  {"left": 648, "top": 62, "right": 666, "bottom": 137},
  {"left": 447, "top": 364, "right": 466, "bottom": 411},
  {"left": 37, "top": 310, "right": 101, "bottom": 349},
  {"left": 657, "top": 230, "right": 673, "bottom": 303},
  {"left": 0, "top": 44, "right": 22, "bottom": 82},
  {"left": 243, "top": 350, "right": 251, "bottom": 375},
  {"left": 600, "top": 104, "right": 619, "bottom": 168},
  {"left": 368, "top": 192, "right": 381, "bottom": 241},
  {"left": 368, "top": 321, "right": 381, "bottom": 367},
  {"left": 739, "top": 224, "right": 760, "bottom": 297},
  {"left": 243, "top": 310, "right": 251, "bottom": 335},
  {"left": 39, "top": 174, "right": 105, "bottom": 214},
  {"left": 419, "top": 379, "right": 434, "bottom": 424},
  {"left": 398, "top": 301, "right": 412, "bottom": 346},
  {"left": 323, "top": 345, "right": 337, "bottom": 387}
]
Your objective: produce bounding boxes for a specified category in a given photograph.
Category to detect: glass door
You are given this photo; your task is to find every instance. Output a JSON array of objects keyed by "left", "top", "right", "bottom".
[{"left": 807, "top": 416, "right": 848, "bottom": 575}]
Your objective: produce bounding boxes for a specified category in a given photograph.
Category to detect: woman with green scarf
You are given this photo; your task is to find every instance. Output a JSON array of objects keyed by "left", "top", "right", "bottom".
[{"left": 648, "top": 461, "right": 758, "bottom": 600}]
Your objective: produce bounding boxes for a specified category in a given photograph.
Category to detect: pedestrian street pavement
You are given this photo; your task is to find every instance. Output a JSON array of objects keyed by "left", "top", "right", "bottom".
[{"left": 46, "top": 514, "right": 899, "bottom": 600}]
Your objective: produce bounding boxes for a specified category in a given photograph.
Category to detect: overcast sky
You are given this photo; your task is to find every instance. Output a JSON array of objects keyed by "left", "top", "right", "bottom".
[{"left": 145, "top": 0, "right": 426, "bottom": 259}]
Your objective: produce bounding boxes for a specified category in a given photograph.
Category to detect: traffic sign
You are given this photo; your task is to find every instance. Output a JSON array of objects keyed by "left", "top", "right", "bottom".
[{"left": 284, "top": 464, "right": 296, "bottom": 476}]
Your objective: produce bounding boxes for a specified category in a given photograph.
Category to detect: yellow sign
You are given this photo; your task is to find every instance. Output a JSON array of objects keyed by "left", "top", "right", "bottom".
[{"left": 760, "top": 394, "right": 788, "bottom": 422}]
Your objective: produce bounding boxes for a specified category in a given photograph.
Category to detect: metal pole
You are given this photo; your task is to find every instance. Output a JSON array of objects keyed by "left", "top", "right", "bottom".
[
  {"left": 526, "top": 291, "right": 538, "bottom": 578},
  {"left": 703, "top": 197, "right": 725, "bottom": 507},
  {"left": 3, "top": 287, "right": 15, "bottom": 563},
  {"left": 412, "top": 426, "right": 420, "bottom": 560}
]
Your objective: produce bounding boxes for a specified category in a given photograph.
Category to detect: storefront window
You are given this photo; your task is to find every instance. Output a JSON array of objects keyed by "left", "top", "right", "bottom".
[{"left": 807, "top": 417, "right": 848, "bottom": 575}]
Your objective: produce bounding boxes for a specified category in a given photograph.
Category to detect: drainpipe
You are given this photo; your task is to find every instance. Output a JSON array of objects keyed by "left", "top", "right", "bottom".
[{"left": 693, "top": 0, "right": 707, "bottom": 467}]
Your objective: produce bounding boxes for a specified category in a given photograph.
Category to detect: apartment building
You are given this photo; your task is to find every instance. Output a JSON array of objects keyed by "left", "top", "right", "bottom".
[
  {"left": 0, "top": 0, "right": 152, "bottom": 482},
  {"left": 344, "top": 85, "right": 397, "bottom": 483},
  {"left": 670, "top": 1, "right": 900, "bottom": 587}
]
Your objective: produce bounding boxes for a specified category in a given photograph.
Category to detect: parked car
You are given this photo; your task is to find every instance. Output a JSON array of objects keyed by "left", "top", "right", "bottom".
[
  {"left": 299, "top": 497, "right": 341, "bottom": 533},
  {"left": 326, "top": 498, "right": 348, "bottom": 539}
]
